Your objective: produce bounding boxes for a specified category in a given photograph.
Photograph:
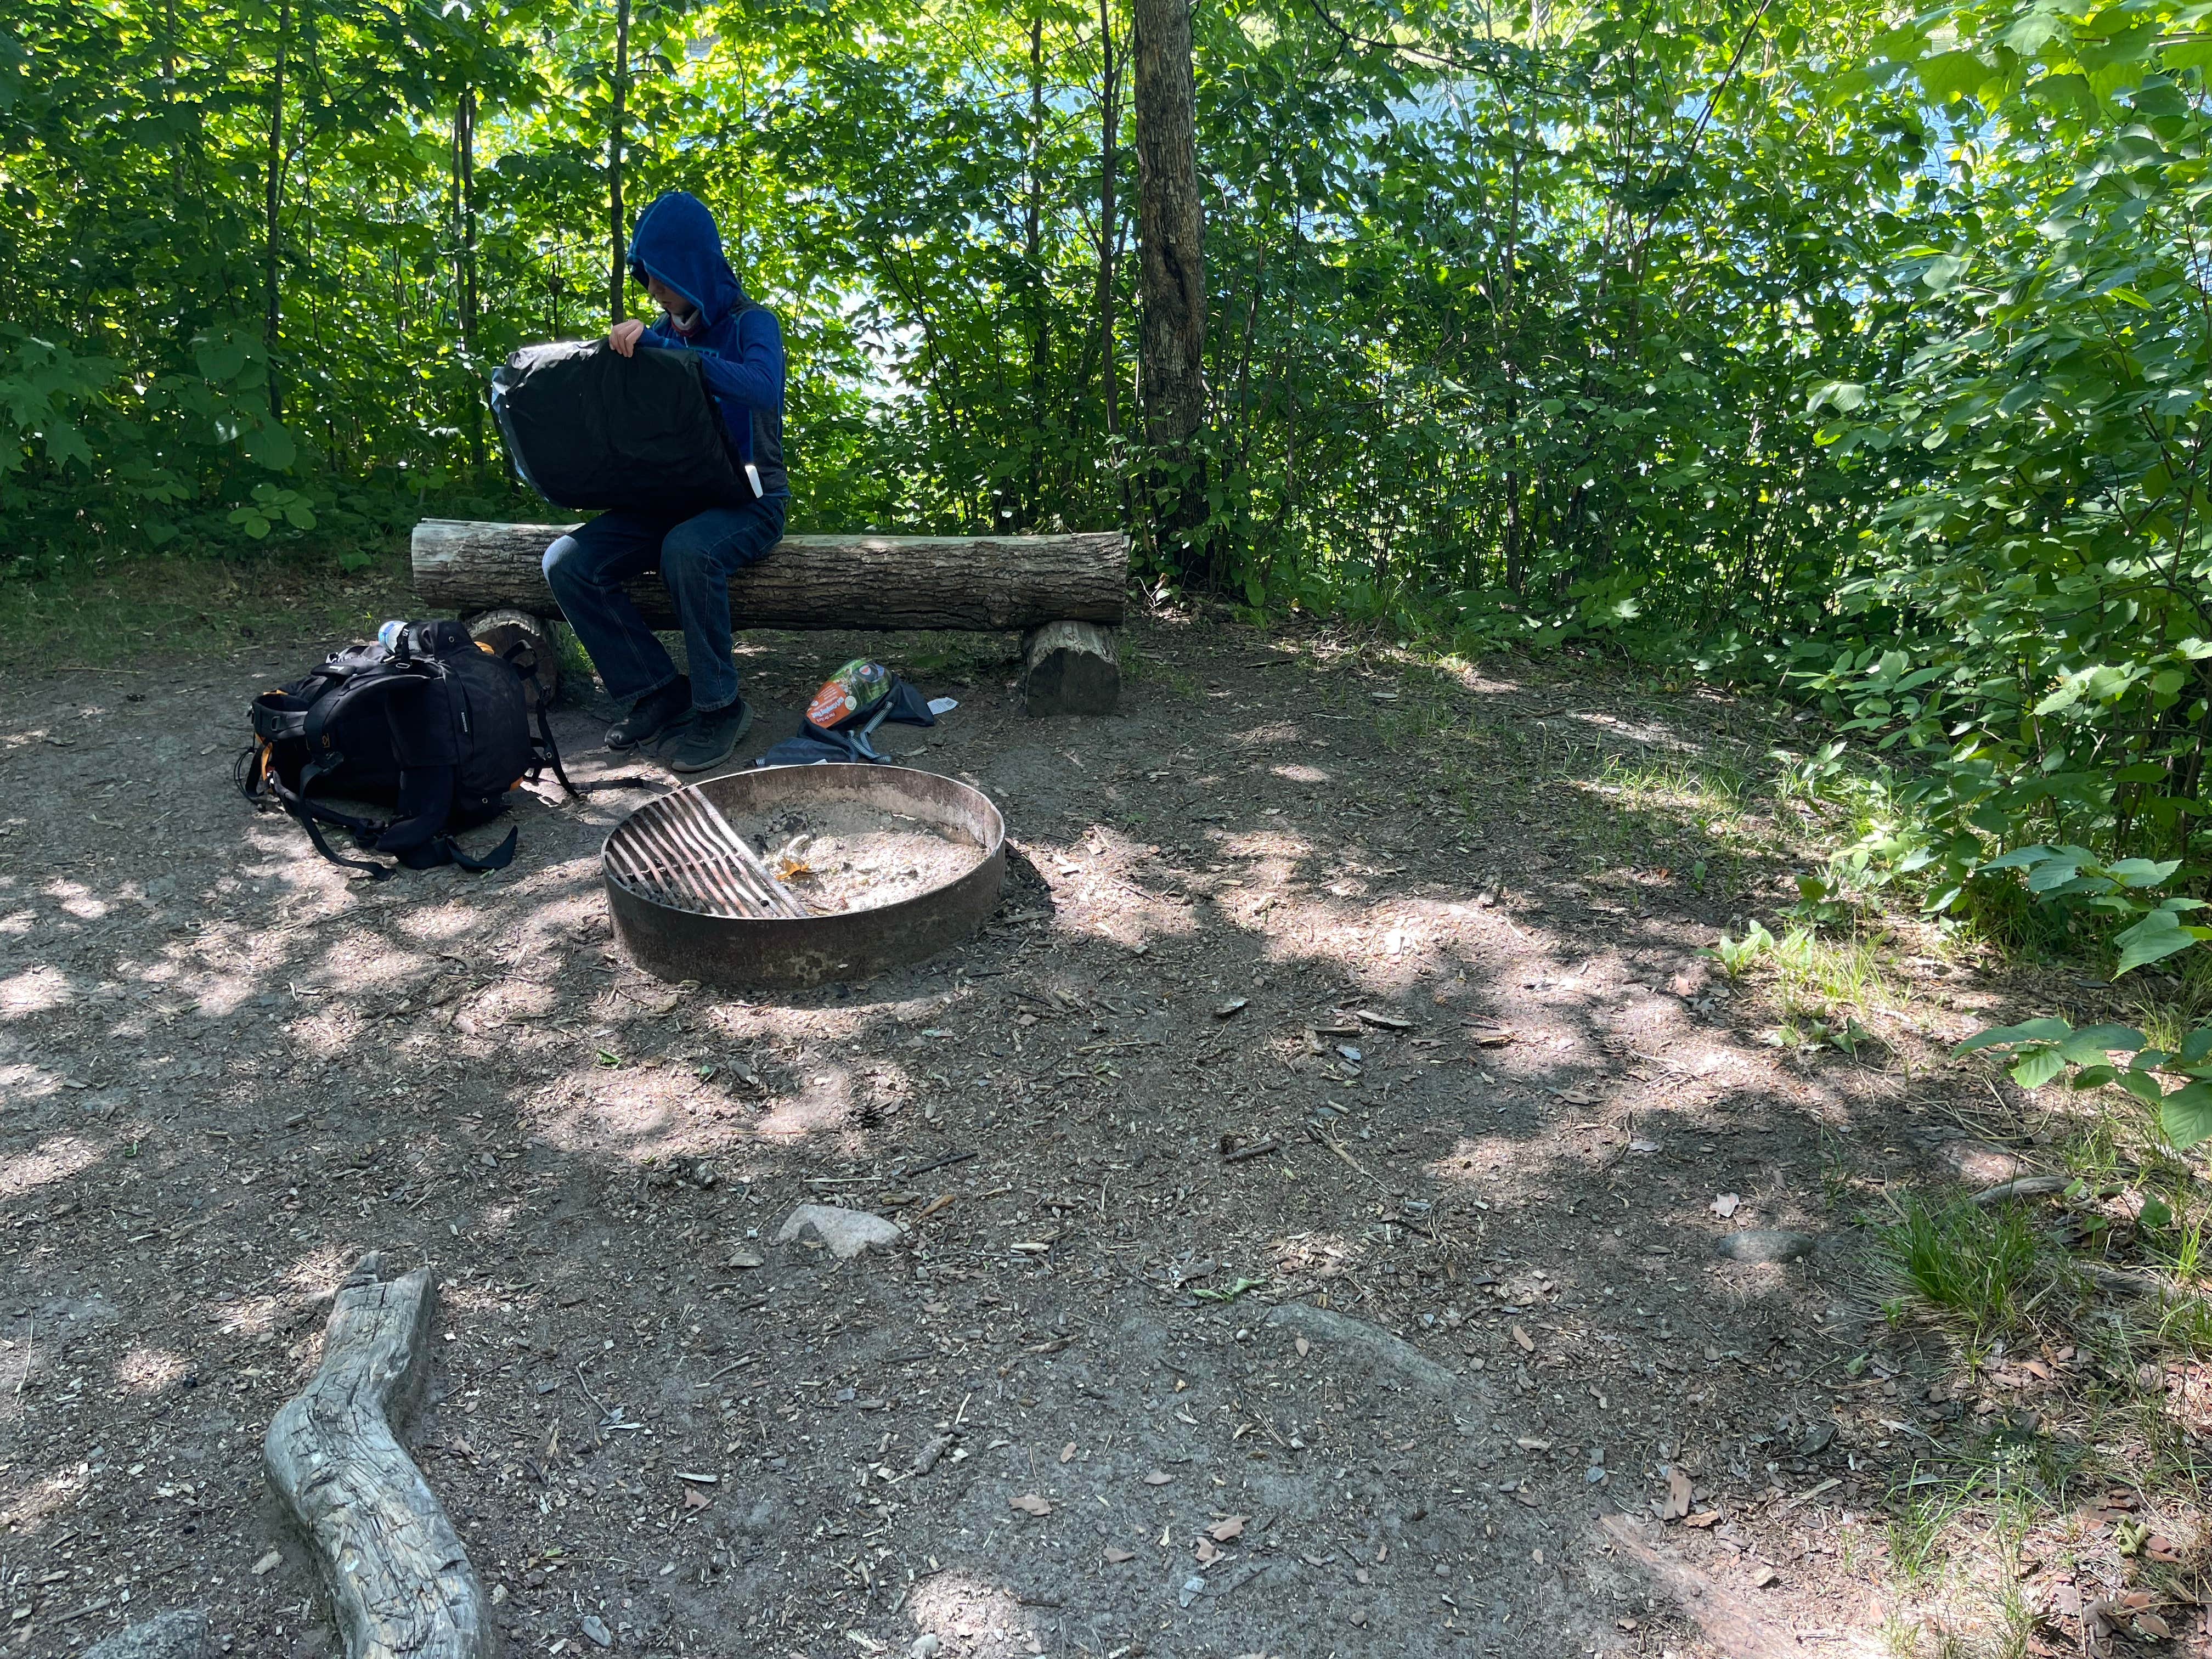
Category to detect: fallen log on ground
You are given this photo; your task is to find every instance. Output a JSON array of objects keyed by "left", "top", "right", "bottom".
[
  {"left": 413, "top": 519, "right": 1128, "bottom": 714},
  {"left": 263, "top": 1252, "right": 493, "bottom": 1659}
]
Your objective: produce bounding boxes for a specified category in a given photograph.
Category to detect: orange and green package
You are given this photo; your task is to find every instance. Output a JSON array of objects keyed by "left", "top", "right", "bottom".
[{"left": 805, "top": 658, "right": 894, "bottom": 730}]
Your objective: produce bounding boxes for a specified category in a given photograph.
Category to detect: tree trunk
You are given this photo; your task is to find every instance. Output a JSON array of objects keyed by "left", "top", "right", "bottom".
[
  {"left": 1131, "top": 0, "right": 1208, "bottom": 582},
  {"left": 457, "top": 86, "right": 483, "bottom": 473},
  {"left": 1096, "top": 0, "right": 1120, "bottom": 445},
  {"left": 413, "top": 520, "right": 1130, "bottom": 631},
  {"left": 608, "top": 0, "right": 631, "bottom": 325},
  {"left": 263, "top": 0, "right": 289, "bottom": 420},
  {"left": 1025, "top": 15, "right": 1049, "bottom": 526}
]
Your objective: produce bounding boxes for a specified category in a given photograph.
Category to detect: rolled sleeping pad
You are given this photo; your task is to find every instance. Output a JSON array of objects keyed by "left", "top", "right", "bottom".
[{"left": 488, "top": 338, "right": 760, "bottom": 515}]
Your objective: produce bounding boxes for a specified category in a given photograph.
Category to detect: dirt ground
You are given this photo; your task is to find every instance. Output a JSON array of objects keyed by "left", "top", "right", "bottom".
[{"left": 0, "top": 603, "right": 2170, "bottom": 1657}]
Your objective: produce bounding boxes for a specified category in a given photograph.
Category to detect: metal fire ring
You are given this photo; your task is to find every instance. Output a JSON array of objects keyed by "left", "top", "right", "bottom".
[{"left": 602, "top": 765, "right": 1006, "bottom": 991}]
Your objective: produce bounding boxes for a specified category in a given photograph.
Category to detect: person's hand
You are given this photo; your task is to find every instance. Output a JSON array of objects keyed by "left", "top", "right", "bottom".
[{"left": 608, "top": 319, "right": 647, "bottom": 357}]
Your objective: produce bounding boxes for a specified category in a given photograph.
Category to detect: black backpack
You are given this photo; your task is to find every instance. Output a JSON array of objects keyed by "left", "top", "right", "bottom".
[
  {"left": 488, "top": 336, "right": 762, "bottom": 514},
  {"left": 239, "top": 620, "right": 578, "bottom": 879}
]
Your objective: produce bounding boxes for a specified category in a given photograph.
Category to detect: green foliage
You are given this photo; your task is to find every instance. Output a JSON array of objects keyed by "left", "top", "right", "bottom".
[
  {"left": 10, "top": 0, "right": 2212, "bottom": 1076},
  {"left": 1705, "top": 920, "right": 1788, "bottom": 979},
  {"left": 1956, "top": 1017, "right": 2212, "bottom": 1150},
  {"left": 1785, "top": 0, "right": 2212, "bottom": 960},
  {"left": 1876, "top": 1194, "right": 2045, "bottom": 1340}
]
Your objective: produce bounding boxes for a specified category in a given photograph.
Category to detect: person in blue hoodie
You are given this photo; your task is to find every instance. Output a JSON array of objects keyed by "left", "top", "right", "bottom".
[{"left": 541, "top": 191, "right": 789, "bottom": 773}]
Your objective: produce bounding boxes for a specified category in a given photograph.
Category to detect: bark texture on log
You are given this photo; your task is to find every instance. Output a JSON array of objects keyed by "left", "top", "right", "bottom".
[
  {"left": 1022, "top": 619, "right": 1121, "bottom": 716},
  {"left": 414, "top": 520, "right": 1128, "bottom": 631},
  {"left": 264, "top": 1253, "right": 492, "bottom": 1659}
]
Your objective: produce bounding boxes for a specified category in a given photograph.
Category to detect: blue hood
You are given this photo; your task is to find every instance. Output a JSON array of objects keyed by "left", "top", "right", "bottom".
[{"left": 627, "top": 191, "right": 744, "bottom": 326}]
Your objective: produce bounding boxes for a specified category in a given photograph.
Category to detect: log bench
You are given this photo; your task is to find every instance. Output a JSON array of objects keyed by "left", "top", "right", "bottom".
[{"left": 410, "top": 519, "right": 1128, "bottom": 715}]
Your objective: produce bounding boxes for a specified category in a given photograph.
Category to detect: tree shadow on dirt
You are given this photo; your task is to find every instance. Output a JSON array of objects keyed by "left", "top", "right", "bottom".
[{"left": 0, "top": 619, "right": 2035, "bottom": 1657}]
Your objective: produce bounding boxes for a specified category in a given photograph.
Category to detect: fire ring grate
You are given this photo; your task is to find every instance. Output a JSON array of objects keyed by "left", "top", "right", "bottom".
[{"left": 602, "top": 765, "right": 1006, "bottom": 991}]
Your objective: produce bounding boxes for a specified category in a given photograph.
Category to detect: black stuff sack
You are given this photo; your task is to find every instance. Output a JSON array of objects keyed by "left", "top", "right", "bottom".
[
  {"left": 239, "top": 620, "right": 575, "bottom": 879},
  {"left": 488, "top": 338, "right": 761, "bottom": 514},
  {"left": 749, "top": 658, "right": 939, "bottom": 768}
]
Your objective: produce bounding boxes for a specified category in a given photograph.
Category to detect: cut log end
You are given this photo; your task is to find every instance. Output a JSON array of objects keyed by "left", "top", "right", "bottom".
[
  {"left": 264, "top": 1253, "right": 493, "bottom": 1659},
  {"left": 466, "top": 606, "right": 561, "bottom": 710},
  {"left": 1022, "top": 620, "right": 1121, "bottom": 717}
]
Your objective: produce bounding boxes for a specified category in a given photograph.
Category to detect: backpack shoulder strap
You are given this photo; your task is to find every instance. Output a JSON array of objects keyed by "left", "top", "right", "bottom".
[
  {"left": 529, "top": 701, "right": 659, "bottom": 798},
  {"left": 267, "top": 760, "right": 399, "bottom": 881}
]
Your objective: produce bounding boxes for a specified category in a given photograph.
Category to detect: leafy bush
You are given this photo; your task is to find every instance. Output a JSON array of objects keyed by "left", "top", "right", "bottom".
[{"left": 1957, "top": 1019, "right": 2212, "bottom": 1152}]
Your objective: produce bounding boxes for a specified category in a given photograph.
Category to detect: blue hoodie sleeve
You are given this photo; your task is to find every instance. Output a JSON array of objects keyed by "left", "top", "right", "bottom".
[{"left": 639, "top": 311, "right": 783, "bottom": 413}]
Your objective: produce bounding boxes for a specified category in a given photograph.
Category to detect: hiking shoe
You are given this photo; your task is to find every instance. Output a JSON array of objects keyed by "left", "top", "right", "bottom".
[
  {"left": 607, "top": 676, "right": 691, "bottom": 750},
  {"left": 669, "top": 698, "right": 753, "bottom": 773}
]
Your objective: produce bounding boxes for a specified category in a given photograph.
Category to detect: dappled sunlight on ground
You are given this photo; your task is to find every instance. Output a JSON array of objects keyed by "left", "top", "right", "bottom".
[
  {"left": 0, "top": 616, "right": 2102, "bottom": 1656},
  {"left": 0, "top": 966, "right": 71, "bottom": 1017},
  {"left": 902, "top": 1573, "right": 1042, "bottom": 1655},
  {"left": 114, "top": 1344, "right": 190, "bottom": 1396},
  {"left": 0, "top": 1134, "right": 103, "bottom": 1198}
]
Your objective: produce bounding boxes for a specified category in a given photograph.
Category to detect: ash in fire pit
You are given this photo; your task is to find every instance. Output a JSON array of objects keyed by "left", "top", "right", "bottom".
[
  {"left": 601, "top": 766, "right": 1007, "bottom": 991},
  {"left": 747, "top": 802, "right": 983, "bottom": 914}
]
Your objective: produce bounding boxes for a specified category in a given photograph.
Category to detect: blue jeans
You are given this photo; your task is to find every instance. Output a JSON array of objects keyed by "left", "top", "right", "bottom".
[{"left": 542, "top": 498, "right": 787, "bottom": 713}]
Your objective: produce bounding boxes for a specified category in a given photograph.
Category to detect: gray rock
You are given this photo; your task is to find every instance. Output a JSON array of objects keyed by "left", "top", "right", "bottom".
[
  {"left": 910, "top": 1637, "right": 943, "bottom": 1658},
  {"left": 1714, "top": 1229, "right": 1816, "bottom": 1263},
  {"left": 84, "top": 1612, "right": 212, "bottom": 1659},
  {"left": 581, "top": 1612, "right": 614, "bottom": 1648},
  {"left": 773, "top": 1204, "right": 904, "bottom": 1259},
  {"left": 1179, "top": 1575, "right": 1206, "bottom": 1609},
  {"left": 1265, "top": 1302, "right": 1460, "bottom": 1395}
]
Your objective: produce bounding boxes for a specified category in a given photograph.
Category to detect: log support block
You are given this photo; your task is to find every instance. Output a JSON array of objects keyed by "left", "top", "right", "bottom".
[
  {"left": 1022, "top": 620, "right": 1121, "bottom": 716},
  {"left": 264, "top": 1253, "right": 493, "bottom": 1659}
]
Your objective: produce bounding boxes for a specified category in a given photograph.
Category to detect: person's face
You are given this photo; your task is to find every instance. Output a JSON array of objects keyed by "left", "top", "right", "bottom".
[{"left": 644, "top": 274, "right": 690, "bottom": 318}]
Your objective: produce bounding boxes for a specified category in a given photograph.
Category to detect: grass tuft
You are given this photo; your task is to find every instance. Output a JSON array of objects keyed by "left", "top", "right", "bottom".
[{"left": 1876, "top": 1197, "right": 2045, "bottom": 1341}]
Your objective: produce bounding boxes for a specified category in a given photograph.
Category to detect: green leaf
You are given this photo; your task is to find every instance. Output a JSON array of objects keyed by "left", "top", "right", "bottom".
[
  {"left": 2106, "top": 858, "right": 2181, "bottom": 888},
  {"left": 239, "top": 421, "right": 297, "bottom": 471},
  {"left": 1954, "top": 1017, "right": 2074, "bottom": 1056},
  {"left": 2164, "top": 1080, "right": 2212, "bottom": 1150},
  {"left": 2119, "top": 1067, "right": 2168, "bottom": 1105},
  {"left": 2114, "top": 907, "right": 2207, "bottom": 976},
  {"left": 194, "top": 340, "right": 248, "bottom": 383},
  {"left": 41, "top": 423, "right": 93, "bottom": 469},
  {"left": 1979, "top": 845, "right": 2055, "bottom": 872},
  {"left": 1999, "top": 12, "right": 2064, "bottom": 53},
  {"left": 2059, "top": 1024, "right": 2147, "bottom": 1063},
  {"left": 2025, "top": 857, "right": 2087, "bottom": 893},
  {"left": 2010, "top": 1046, "right": 2069, "bottom": 1089},
  {"left": 2164, "top": 37, "right": 2212, "bottom": 72},
  {"left": 1916, "top": 51, "right": 1991, "bottom": 103}
]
